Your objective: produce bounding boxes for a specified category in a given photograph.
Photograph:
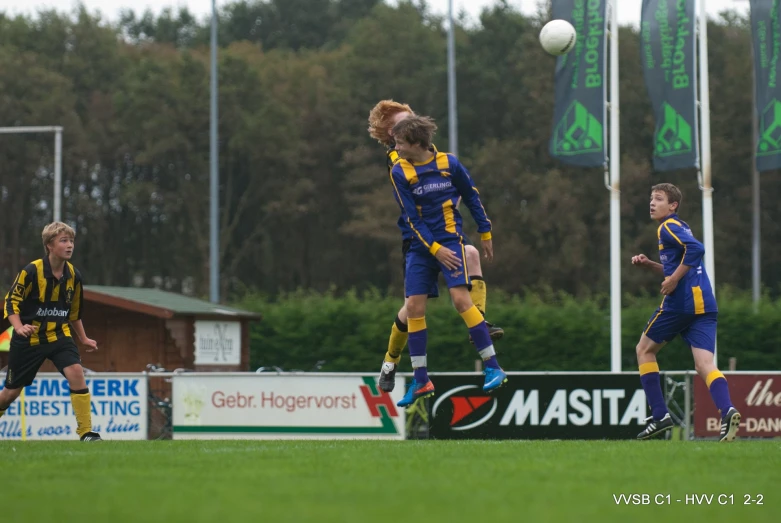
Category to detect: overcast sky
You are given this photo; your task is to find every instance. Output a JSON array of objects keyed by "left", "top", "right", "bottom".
[{"left": 0, "top": 0, "right": 750, "bottom": 27}]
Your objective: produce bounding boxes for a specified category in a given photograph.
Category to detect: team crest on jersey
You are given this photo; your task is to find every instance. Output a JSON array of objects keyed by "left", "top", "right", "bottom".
[
  {"left": 65, "top": 288, "right": 74, "bottom": 305},
  {"left": 12, "top": 283, "right": 25, "bottom": 298}
]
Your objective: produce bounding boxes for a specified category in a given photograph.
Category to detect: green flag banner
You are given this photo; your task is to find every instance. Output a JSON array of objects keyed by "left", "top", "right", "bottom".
[
  {"left": 751, "top": 0, "right": 781, "bottom": 171},
  {"left": 640, "top": 0, "right": 699, "bottom": 171},
  {"left": 549, "top": 0, "right": 607, "bottom": 167}
]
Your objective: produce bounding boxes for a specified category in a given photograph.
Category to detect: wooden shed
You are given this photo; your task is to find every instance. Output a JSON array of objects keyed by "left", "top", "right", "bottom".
[{"left": 1, "top": 286, "right": 261, "bottom": 374}]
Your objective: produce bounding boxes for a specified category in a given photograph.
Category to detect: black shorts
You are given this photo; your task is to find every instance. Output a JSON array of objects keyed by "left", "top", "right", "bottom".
[{"left": 4, "top": 337, "right": 82, "bottom": 389}]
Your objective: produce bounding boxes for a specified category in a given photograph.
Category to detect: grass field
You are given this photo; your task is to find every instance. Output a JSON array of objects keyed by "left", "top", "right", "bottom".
[{"left": 2, "top": 440, "right": 779, "bottom": 523}]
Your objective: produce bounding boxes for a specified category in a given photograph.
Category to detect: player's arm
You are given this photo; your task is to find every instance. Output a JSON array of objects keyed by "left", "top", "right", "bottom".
[
  {"left": 68, "top": 272, "right": 97, "bottom": 351},
  {"left": 450, "top": 158, "right": 494, "bottom": 260},
  {"left": 658, "top": 222, "right": 701, "bottom": 294},
  {"left": 450, "top": 158, "right": 492, "bottom": 240},
  {"left": 631, "top": 255, "right": 665, "bottom": 275},
  {"left": 389, "top": 166, "right": 441, "bottom": 255},
  {"left": 663, "top": 222, "right": 704, "bottom": 270},
  {"left": 4, "top": 266, "right": 37, "bottom": 337}
]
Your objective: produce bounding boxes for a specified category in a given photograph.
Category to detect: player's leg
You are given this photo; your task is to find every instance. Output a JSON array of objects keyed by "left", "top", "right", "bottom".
[
  {"left": 442, "top": 239, "right": 507, "bottom": 392},
  {"left": 378, "top": 302, "right": 408, "bottom": 392},
  {"left": 379, "top": 240, "right": 439, "bottom": 392},
  {"left": 463, "top": 242, "right": 504, "bottom": 342},
  {"left": 379, "top": 241, "right": 412, "bottom": 392},
  {"left": 683, "top": 313, "right": 740, "bottom": 442},
  {"left": 0, "top": 340, "right": 46, "bottom": 421},
  {"left": 635, "top": 309, "right": 675, "bottom": 439},
  {"left": 396, "top": 251, "right": 437, "bottom": 407},
  {"left": 50, "top": 339, "right": 102, "bottom": 441}
]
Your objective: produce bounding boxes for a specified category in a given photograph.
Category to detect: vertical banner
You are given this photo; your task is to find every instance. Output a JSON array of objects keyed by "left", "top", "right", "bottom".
[
  {"left": 549, "top": 0, "right": 608, "bottom": 167},
  {"left": 641, "top": 0, "right": 699, "bottom": 171},
  {"left": 751, "top": 0, "right": 781, "bottom": 171}
]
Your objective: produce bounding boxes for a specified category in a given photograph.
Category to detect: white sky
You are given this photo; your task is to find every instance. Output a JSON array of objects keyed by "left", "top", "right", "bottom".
[{"left": 0, "top": 0, "right": 750, "bottom": 27}]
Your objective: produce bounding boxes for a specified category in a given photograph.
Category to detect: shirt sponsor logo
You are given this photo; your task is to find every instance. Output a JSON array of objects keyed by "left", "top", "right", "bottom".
[
  {"left": 36, "top": 308, "right": 69, "bottom": 318},
  {"left": 413, "top": 181, "right": 453, "bottom": 196}
]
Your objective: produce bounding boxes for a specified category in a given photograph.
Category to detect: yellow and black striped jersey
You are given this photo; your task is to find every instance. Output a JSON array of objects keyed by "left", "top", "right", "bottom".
[{"left": 3, "top": 257, "right": 84, "bottom": 346}]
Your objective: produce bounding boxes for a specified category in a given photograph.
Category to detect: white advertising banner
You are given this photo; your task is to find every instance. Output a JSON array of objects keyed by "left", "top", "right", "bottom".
[
  {"left": 194, "top": 320, "right": 242, "bottom": 365},
  {"left": 0, "top": 373, "right": 148, "bottom": 440},
  {"left": 172, "top": 373, "right": 405, "bottom": 439}
]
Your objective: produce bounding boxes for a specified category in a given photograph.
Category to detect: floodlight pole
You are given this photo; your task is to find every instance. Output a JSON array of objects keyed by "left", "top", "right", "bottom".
[
  {"left": 0, "top": 126, "right": 63, "bottom": 222},
  {"left": 608, "top": 0, "right": 621, "bottom": 373},
  {"left": 447, "top": 0, "right": 458, "bottom": 156},
  {"left": 210, "top": 0, "right": 220, "bottom": 303}
]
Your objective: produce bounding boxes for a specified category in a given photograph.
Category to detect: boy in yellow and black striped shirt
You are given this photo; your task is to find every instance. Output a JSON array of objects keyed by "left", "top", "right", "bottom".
[{"left": 1, "top": 222, "right": 102, "bottom": 441}]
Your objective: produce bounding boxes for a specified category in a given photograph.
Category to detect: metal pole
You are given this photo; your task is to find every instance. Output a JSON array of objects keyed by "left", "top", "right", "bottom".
[
  {"left": 698, "top": 0, "right": 716, "bottom": 365},
  {"left": 735, "top": 0, "right": 761, "bottom": 311},
  {"left": 210, "top": 0, "right": 220, "bottom": 303},
  {"left": 447, "top": 0, "right": 458, "bottom": 156},
  {"left": 751, "top": 34, "right": 761, "bottom": 310},
  {"left": 609, "top": 0, "right": 621, "bottom": 373},
  {"left": 54, "top": 128, "right": 62, "bottom": 222}
]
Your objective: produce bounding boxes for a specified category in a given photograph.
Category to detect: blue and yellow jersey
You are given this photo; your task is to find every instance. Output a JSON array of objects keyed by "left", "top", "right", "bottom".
[
  {"left": 657, "top": 214, "right": 717, "bottom": 314},
  {"left": 3, "top": 257, "right": 84, "bottom": 346},
  {"left": 389, "top": 151, "right": 492, "bottom": 255}
]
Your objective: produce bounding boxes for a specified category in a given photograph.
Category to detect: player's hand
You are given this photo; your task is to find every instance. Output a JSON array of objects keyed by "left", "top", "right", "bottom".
[
  {"left": 660, "top": 276, "right": 678, "bottom": 296},
  {"left": 14, "top": 324, "right": 38, "bottom": 338},
  {"left": 435, "top": 247, "right": 462, "bottom": 271},
  {"left": 82, "top": 338, "right": 99, "bottom": 352},
  {"left": 481, "top": 238, "right": 493, "bottom": 263},
  {"left": 631, "top": 254, "right": 650, "bottom": 267}
]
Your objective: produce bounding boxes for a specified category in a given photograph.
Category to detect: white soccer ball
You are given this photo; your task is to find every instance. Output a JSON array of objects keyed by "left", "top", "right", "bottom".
[{"left": 539, "top": 19, "right": 577, "bottom": 56}]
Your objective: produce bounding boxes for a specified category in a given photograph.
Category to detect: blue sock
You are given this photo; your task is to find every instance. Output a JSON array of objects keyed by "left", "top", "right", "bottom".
[
  {"left": 706, "top": 371, "right": 734, "bottom": 415},
  {"left": 461, "top": 306, "right": 500, "bottom": 369},
  {"left": 408, "top": 317, "right": 428, "bottom": 383},
  {"left": 639, "top": 362, "right": 668, "bottom": 420}
]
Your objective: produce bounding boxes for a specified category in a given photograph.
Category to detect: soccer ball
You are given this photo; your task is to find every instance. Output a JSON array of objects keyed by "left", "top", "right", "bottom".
[{"left": 539, "top": 19, "right": 577, "bottom": 56}]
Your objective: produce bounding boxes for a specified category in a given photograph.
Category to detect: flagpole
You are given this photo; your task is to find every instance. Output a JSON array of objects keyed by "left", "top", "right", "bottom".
[
  {"left": 698, "top": 0, "right": 717, "bottom": 365},
  {"left": 609, "top": 0, "right": 622, "bottom": 373}
]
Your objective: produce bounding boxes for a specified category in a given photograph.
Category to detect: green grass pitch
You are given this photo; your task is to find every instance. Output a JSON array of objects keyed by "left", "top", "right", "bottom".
[{"left": 2, "top": 440, "right": 778, "bottom": 522}]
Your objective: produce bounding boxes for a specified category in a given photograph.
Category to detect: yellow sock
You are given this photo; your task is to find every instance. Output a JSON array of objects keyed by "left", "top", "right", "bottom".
[
  {"left": 470, "top": 278, "right": 487, "bottom": 315},
  {"left": 385, "top": 322, "right": 408, "bottom": 364},
  {"left": 70, "top": 389, "right": 93, "bottom": 438}
]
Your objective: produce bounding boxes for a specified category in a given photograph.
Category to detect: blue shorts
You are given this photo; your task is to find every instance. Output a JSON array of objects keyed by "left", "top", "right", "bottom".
[
  {"left": 643, "top": 308, "right": 718, "bottom": 352},
  {"left": 405, "top": 238, "right": 470, "bottom": 297}
]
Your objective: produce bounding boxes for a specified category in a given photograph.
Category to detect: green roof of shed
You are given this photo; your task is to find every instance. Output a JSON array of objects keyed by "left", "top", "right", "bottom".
[{"left": 84, "top": 285, "right": 261, "bottom": 320}]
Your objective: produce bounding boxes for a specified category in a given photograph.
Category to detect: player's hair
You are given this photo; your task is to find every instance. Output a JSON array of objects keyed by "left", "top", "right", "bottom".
[
  {"left": 392, "top": 115, "right": 438, "bottom": 149},
  {"left": 651, "top": 183, "right": 682, "bottom": 212},
  {"left": 42, "top": 222, "right": 76, "bottom": 255},
  {"left": 367, "top": 100, "right": 413, "bottom": 146}
]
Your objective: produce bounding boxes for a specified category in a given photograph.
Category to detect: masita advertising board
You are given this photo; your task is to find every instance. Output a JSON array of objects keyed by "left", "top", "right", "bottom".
[
  {"left": 0, "top": 373, "right": 147, "bottom": 440},
  {"left": 428, "top": 373, "right": 649, "bottom": 439},
  {"left": 172, "top": 373, "right": 405, "bottom": 439}
]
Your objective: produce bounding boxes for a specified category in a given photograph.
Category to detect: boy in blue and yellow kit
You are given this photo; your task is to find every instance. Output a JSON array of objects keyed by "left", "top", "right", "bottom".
[
  {"left": 389, "top": 115, "right": 507, "bottom": 407},
  {"left": 631, "top": 183, "right": 740, "bottom": 441}
]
